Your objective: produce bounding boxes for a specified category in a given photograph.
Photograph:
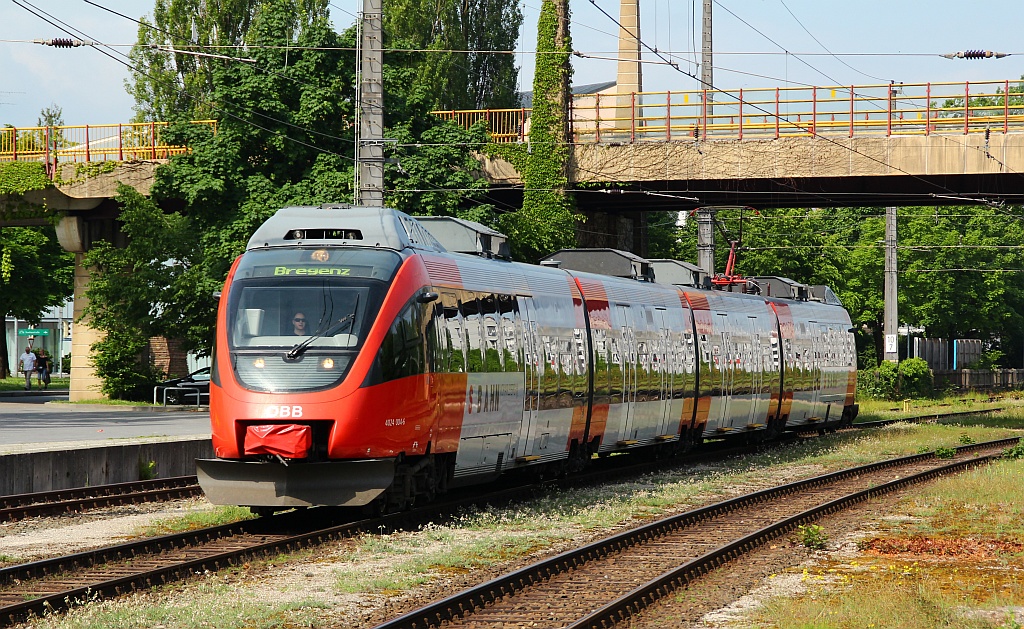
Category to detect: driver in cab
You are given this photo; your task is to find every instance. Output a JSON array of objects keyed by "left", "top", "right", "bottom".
[{"left": 291, "top": 312, "right": 308, "bottom": 336}]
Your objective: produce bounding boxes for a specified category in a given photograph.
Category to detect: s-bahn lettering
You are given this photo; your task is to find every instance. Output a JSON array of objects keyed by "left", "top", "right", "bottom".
[
  {"left": 264, "top": 405, "right": 303, "bottom": 418},
  {"left": 467, "top": 383, "right": 519, "bottom": 414}
]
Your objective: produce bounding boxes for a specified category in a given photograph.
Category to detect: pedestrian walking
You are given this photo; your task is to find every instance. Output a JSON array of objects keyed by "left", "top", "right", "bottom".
[
  {"left": 35, "top": 349, "right": 51, "bottom": 390},
  {"left": 18, "top": 347, "right": 37, "bottom": 391}
]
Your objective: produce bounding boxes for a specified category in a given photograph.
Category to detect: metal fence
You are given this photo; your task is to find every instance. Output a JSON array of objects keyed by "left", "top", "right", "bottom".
[
  {"left": 933, "top": 369, "right": 1024, "bottom": 392},
  {"left": 433, "top": 79, "right": 1024, "bottom": 144},
  {"left": 0, "top": 121, "right": 217, "bottom": 174}
]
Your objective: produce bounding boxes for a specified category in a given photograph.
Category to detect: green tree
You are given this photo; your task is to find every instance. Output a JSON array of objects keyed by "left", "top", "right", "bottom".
[
  {"left": 0, "top": 225, "right": 74, "bottom": 379},
  {"left": 79, "top": 0, "right": 498, "bottom": 395},
  {"left": 384, "top": 0, "right": 522, "bottom": 110},
  {"left": 127, "top": 0, "right": 333, "bottom": 121},
  {"left": 897, "top": 205, "right": 1024, "bottom": 366},
  {"left": 82, "top": 185, "right": 203, "bottom": 398}
]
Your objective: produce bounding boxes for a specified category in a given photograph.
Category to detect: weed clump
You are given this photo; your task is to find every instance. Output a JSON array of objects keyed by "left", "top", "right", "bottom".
[{"left": 797, "top": 524, "right": 829, "bottom": 550}]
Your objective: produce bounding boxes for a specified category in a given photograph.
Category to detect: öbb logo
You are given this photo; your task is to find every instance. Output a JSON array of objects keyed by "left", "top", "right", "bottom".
[{"left": 264, "top": 405, "right": 304, "bottom": 418}]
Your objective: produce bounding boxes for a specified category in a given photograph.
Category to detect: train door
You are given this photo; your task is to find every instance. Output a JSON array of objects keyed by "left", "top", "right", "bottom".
[
  {"left": 653, "top": 307, "right": 674, "bottom": 437},
  {"left": 746, "top": 316, "right": 760, "bottom": 426},
  {"left": 714, "top": 313, "right": 734, "bottom": 429},
  {"left": 810, "top": 323, "right": 823, "bottom": 419},
  {"left": 618, "top": 305, "right": 638, "bottom": 442},
  {"left": 516, "top": 296, "right": 542, "bottom": 459}
]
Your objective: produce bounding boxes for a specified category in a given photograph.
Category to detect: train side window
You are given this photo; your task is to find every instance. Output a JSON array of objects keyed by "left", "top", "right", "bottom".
[
  {"left": 498, "top": 295, "right": 520, "bottom": 372},
  {"left": 441, "top": 292, "right": 465, "bottom": 373},
  {"left": 592, "top": 328, "right": 611, "bottom": 398},
  {"left": 462, "top": 294, "right": 485, "bottom": 373},
  {"left": 481, "top": 294, "right": 503, "bottom": 372}
]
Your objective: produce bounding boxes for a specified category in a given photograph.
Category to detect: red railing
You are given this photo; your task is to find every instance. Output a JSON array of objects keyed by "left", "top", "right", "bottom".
[
  {"left": 433, "top": 80, "right": 1024, "bottom": 144},
  {"left": 0, "top": 120, "right": 217, "bottom": 176}
]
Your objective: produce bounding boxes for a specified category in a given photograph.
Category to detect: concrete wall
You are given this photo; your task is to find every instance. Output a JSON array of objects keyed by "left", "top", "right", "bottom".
[
  {"left": 0, "top": 438, "right": 212, "bottom": 496},
  {"left": 477, "top": 132, "right": 1024, "bottom": 184}
]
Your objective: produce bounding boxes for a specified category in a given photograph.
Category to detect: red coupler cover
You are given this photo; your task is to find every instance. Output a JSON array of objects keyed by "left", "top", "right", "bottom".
[{"left": 244, "top": 424, "right": 312, "bottom": 458}]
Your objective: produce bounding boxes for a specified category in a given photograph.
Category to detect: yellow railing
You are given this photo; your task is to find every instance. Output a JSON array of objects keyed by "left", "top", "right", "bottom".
[
  {"left": 0, "top": 120, "right": 217, "bottom": 169},
  {"left": 434, "top": 80, "right": 1024, "bottom": 144}
]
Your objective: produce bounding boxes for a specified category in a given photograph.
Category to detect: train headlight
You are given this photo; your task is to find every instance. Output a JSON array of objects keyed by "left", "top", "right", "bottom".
[
  {"left": 320, "top": 357, "right": 335, "bottom": 370},
  {"left": 253, "top": 357, "right": 266, "bottom": 369}
]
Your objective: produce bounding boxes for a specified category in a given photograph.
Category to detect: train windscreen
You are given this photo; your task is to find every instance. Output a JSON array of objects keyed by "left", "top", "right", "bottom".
[{"left": 225, "top": 248, "right": 400, "bottom": 392}]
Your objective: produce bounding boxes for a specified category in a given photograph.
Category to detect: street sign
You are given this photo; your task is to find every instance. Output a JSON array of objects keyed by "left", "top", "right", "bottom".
[{"left": 17, "top": 328, "right": 50, "bottom": 336}]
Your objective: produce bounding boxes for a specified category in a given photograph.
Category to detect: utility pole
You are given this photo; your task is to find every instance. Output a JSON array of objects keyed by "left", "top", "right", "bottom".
[
  {"left": 884, "top": 206, "right": 899, "bottom": 362},
  {"left": 354, "top": 0, "right": 384, "bottom": 206},
  {"left": 701, "top": 0, "right": 713, "bottom": 114},
  {"left": 696, "top": 207, "right": 715, "bottom": 277}
]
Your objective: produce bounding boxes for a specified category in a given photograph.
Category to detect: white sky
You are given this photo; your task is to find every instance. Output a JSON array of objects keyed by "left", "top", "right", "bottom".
[{"left": 2, "top": 0, "right": 1023, "bottom": 126}]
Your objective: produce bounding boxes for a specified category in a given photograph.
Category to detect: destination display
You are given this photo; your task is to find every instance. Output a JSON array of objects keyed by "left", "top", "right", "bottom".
[{"left": 250, "top": 265, "right": 375, "bottom": 278}]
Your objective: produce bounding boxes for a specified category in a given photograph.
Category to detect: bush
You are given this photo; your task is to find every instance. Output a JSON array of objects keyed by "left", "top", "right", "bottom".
[
  {"left": 856, "top": 358, "right": 933, "bottom": 400},
  {"left": 91, "top": 327, "right": 162, "bottom": 401},
  {"left": 1002, "top": 439, "right": 1024, "bottom": 459},
  {"left": 898, "top": 358, "right": 933, "bottom": 398}
]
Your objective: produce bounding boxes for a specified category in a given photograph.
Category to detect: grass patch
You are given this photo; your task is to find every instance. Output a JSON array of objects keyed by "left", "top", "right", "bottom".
[
  {"left": 855, "top": 394, "right": 1017, "bottom": 423},
  {"left": 892, "top": 459, "right": 1024, "bottom": 540},
  {"left": 0, "top": 375, "right": 68, "bottom": 391},
  {"left": 756, "top": 567, "right": 1022, "bottom": 629},
  {"left": 133, "top": 506, "right": 254, "bottom": 537},
  {"left": 37, "top": 581, "right": 331, "bottom": 629},
  {"left": 751, "top": 458, "right": 1024, "bottom": 628}
]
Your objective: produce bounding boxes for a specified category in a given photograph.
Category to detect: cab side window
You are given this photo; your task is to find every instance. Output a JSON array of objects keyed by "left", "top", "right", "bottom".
[{"left": 379, "top": 298, "right": 425, "bottom": 382}]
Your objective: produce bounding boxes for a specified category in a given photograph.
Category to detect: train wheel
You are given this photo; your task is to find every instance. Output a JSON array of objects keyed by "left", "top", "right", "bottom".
[{"left": 249, "top": 506, "right": 276, "bottom": 518}]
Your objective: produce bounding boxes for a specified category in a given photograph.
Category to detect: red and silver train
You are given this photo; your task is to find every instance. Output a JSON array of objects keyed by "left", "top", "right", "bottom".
[{"left": 197, "top": 206, "right": 857, "bottom": 512}]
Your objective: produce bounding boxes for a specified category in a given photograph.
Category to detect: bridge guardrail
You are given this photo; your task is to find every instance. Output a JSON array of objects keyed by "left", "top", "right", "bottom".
[
  {"left": 0, "top": 120, "right": 217, "bottom": 174},
  {"left": 433, "top": 79, "right": 1024, "bottom": 144}
]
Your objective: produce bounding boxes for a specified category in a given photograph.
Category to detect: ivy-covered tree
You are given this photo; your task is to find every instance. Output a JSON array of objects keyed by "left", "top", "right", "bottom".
[{"left": 491, "top": 0, "right": 577, "bottom": 262}]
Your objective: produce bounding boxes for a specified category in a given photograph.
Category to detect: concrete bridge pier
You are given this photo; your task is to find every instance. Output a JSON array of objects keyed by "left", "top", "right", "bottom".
[
  {"left": 56, "top": 215, "right": 125, "bottom": 401},
  {"left": 1, "top": 161, "right": 162, "bottom": 401},
  {"left": 577, "top": 209, "right": 648, "bottom": 257}
]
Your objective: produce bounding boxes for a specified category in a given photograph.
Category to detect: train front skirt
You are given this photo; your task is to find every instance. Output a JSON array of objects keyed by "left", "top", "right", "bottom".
[{"left": 196, "top": 458, "right": 396, "bottom": 507}]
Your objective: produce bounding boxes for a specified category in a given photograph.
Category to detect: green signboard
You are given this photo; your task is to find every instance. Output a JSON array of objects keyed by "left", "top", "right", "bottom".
[{"left": 17, "top": 328, "right": 50, "bottom": 336}]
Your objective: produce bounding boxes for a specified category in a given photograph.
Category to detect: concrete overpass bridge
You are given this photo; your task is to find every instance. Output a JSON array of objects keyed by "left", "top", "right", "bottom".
[
  {"left": 3, "top": 80, "right": 1024, "bottom": 398},
  {"left": 440, "top": 78, "right": 1024, "bottom": 217}
]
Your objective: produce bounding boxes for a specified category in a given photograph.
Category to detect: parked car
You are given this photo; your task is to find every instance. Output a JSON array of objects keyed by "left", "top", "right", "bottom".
[{"left": 155, "top": 367, "right": 211, "bottom": 405}]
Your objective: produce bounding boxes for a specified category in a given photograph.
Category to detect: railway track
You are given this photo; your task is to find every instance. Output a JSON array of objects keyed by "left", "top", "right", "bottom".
[
  {"left": 0, "top": 476, "right": 202, "bottom": 523},
  {"left": 371, "top": 437, "right": 1020, "bottom": 629},
  {"left": 0, "top": 404, "right": 1001, "bottom": 526},
  {"left": 0, "top": 406, "right": 1009, "bottom": 625}
]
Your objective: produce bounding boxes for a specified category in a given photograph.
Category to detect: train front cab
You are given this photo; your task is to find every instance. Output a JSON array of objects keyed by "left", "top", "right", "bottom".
[{"left": 198, "top": 245, "right": 449, "bottom": 510}]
